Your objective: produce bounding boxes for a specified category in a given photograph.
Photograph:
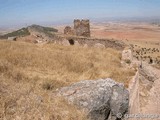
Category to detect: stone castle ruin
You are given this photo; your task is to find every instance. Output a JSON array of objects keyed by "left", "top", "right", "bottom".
[
  {"left": 57, "top": 19, "right": 125, "bottom": 50},
  {"left": 64, "top": 19, "right": 90, "bottom": 37},
  {"left": 4, "top": 19, "right": 125, "bottom": 50},
  {"left": 64, "top": 26, "right": 74, "bottom": 35},
  {"left": 74, "top": 19, "right": 90, "bottom": 37}
]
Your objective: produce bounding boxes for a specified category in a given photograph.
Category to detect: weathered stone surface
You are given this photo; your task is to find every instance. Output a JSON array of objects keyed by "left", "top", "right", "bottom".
[
  {"left": 8, "top": 37, "right": 17, "bottom": 41},
  {"left": 139, "top": 65, "right": 156, "bottom": 82},
  {"left": 63, "top": 19, "right": 91, "bottom": 37},
  {"left": 94, "top": 43, "right": 105, "bottom": 48},
  {"left": 64, "top": 26, "right": 74, "bottom": 35},
  {"left": 61, "top": 39, "right": 70, "bottom": 46},
  {"left": 84, "top": 44, "right": 88, "bottom": 48},
  {"left": 110, "top": 85, "right": 129, "bottom": 118},
  {"left": 122, "top": 49, "right": 133, "bottom": 61},
  {"left": 74, "top": 19, "right": 90, "bottom": 37},
  {"left": 57, "top": 78, "right": 129, "bottom": 120}
]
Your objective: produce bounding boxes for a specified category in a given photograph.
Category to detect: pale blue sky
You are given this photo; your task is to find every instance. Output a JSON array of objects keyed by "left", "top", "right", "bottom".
[{"left": 0, "top": 0, "right": 160, "bottom": 27}]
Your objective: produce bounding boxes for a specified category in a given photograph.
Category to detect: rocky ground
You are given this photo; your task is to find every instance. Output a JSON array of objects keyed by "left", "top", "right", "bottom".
[{"left": 140, "top": 63, "right": 160, "bottom": 119}]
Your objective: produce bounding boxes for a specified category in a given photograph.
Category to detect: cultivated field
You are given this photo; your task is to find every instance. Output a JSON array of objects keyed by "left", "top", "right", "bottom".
[{"left": 91, "top": 22, "right": 160, "bottom": 42}]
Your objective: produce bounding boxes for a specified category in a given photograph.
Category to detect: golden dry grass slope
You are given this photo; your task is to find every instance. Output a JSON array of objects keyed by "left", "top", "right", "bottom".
[{"left": 0, "top": 40, "right": 135, "bottom": 120}]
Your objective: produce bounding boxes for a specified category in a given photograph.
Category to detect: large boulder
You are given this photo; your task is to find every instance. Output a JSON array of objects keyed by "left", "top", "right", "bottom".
[
  {"left": 122, "top": 49, "right": 133, "bottom": 62},
  {"left": 94, "top": 43, "right": 105, "bottom": 49},
  {"left": 57, "top": 78, "right": 129, "bottom": 120}
]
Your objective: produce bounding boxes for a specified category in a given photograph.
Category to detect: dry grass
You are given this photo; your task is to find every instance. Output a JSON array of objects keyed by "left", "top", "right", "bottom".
[{"left": 0, "top": 40, "right": 135, "bottom": 120}]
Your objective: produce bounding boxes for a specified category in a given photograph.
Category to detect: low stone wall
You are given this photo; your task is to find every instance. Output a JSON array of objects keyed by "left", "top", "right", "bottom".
[
  {"left": 128, "top": 70, "right": 140, "bottom": 118},
  {"left": 51, "top": 35, "right": 125, "bottom": 50}
]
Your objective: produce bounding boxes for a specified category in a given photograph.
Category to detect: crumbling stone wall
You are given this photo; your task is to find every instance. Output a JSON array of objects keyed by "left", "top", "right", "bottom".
[
  {"left": 64, "top": 26, "right": 74, "bottom": 35},
  {"left": 128, "top": 71, "right": 140, "bottom": 117},
  {"left": 74, "top": 19, "right": 90, "bottom": 37},
  {"left": 58, "top": 36, "right": 125, "bottom": 50},
  {"left": 64, "top": 19, "right": 90, "bottom": 37}
]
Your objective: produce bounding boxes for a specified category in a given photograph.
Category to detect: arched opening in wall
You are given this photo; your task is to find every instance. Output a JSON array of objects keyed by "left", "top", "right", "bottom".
[{"left": 68, "top": 39, "right": 75, "bottom": 45}]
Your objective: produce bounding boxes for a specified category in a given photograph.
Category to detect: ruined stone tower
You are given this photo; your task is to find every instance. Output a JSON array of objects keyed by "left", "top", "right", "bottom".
[
  {"left": 64, "top": 26, "right": 74, "bottom": 35},
  {"left": 64, "top": 19, "right": 91, "bottom": 37},
  {"left": 74, "top": 19, "right": 90, "bottom": 37}
]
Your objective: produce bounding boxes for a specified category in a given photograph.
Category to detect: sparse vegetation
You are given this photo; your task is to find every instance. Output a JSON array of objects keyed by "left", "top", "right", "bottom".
[
  {"left": 30, "top": 24, "right": 58, "bottom": 33},
  {"left": 0, "top": 40, "right": 135, "bottom": 119},
  {"left": 28, "top": 24, "right": 58, "bottom": 37},
  {"left": 130, "top": 40, "right": 160, "bottom": 67},
  {"left": 0, "top": 25, "right": 58, "bottom": 39},
  {"left": 0, "top": 28, "right": 30, "bottom": 39}
]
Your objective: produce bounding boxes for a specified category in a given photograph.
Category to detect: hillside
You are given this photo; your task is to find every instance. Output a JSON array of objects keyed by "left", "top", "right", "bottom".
[
  {"left": 0, "top": 40, "right": 135, "bottom": 120},
  {"left": 0, "top": 25, "right": 58, "bottom": 39},
  {"left": 28, "top": 24, "right": 58, "bottom": 33},
  {"left": 0, "top": 27, "right": 30, "bottom": 39}
]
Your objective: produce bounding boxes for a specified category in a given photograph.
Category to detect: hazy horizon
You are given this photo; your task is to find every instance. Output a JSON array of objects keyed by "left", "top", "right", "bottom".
[{"left": 0, "top": 0, "right": 160, "bottom": 28}]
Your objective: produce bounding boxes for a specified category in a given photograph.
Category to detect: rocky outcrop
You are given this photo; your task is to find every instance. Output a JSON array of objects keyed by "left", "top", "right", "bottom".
[
  {"left": 121, "top": 48, "right": 136, "bottom": 70},
  {"left": 94, "top": 43, "right": 105, "bottom": 48},
  {"left": 122, "top": 49, "right": 133, "bottom": 61},
  {"left": 8, "top": 37, "right": 17, "bottom": 41},
  {"left": 57, "top": 78, "right": 129, "bottom": 120},
  {"left": 28, "top": 25, "right": 58, "bottom": 41},
  {"left": 139, "top": 65, "right": 157, "bottom": 82}
]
